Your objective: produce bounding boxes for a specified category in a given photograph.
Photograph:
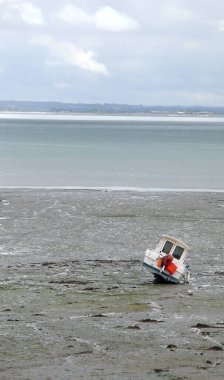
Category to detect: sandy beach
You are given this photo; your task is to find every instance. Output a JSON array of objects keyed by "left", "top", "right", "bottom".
[{"left": 0, "top": 189, "right": 224, "bottom": 379}]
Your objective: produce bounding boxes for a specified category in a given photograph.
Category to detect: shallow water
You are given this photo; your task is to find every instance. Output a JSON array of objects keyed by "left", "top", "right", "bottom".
[
  {"left": 0, "top": 190, "right": 224, "bottom": 379},
  {"left": 1, "top": 117, "right": 224, "bottom": 189}
]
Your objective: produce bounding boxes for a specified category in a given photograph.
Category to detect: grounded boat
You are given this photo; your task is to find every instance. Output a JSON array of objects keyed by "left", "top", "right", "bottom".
[{"left": 143, "top": 235, "right": 190, "bottom": 283}]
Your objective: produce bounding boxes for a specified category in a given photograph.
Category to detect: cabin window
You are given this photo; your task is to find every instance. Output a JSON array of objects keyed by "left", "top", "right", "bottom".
[
  {"left": 173, "top": 246, "right": 184, "bottom": 260},
  {"left": 162, "top": 241, "right": 173, "bottom": 254}
]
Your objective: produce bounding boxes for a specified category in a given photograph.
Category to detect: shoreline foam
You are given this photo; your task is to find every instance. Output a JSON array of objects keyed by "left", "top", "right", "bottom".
[
  {"left": 1, "top": 186, "right": 224, "bottom": 192},
  {"left": 1, "top": 111, "right": 224, "bottom": 122}
]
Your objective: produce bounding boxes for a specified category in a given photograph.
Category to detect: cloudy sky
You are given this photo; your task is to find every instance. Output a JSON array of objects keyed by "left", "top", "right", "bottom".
[{"left": 0, "top": 0, "right": 224, "bottom": 106}]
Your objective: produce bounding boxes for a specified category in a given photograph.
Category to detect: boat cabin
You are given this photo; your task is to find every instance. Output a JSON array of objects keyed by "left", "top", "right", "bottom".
[{"left": 155, "top": 235, "right": 190, "bottom": 263}]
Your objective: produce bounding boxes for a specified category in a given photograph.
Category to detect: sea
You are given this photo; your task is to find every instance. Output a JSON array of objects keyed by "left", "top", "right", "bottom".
[{"left": 0, "top": 113, "right": 224, "bottom": 191}]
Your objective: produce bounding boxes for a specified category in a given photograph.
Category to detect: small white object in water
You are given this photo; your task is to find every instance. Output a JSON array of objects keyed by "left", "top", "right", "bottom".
[{"left": 188, "top": 289, "right": 193, "bottom": 296}]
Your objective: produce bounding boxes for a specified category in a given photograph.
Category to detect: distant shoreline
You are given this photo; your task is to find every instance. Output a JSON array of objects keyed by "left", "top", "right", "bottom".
[{"left": 1, "top": 100, "right": 224, "bottom": 116}]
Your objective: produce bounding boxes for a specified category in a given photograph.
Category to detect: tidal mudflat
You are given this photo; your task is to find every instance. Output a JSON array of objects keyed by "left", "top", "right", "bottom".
[{"left": 0, "top": 189, "right": 224, "bottom": 379}]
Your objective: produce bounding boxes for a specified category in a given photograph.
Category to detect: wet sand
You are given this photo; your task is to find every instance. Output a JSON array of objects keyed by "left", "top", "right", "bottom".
[{"left": 0, "top": 189, "right": 224, "bottom": 379}]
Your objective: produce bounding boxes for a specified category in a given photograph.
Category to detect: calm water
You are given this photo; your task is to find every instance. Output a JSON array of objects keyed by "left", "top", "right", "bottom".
[{"left": 0, "top": 115, "right": 224, "bottom": 190}]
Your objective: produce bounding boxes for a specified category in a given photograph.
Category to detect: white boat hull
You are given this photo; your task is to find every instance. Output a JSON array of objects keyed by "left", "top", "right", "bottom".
[{"left": 143, "top": 248, "right": 187, "bottom": 284}]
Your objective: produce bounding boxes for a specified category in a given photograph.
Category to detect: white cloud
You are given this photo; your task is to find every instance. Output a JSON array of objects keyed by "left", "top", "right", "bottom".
[
  {"left": 18, "top": 2, "right": 43, "bottom": 25},
  {"left": 31, "top": 35, "right": 108, "bottom": 76},
  {"left": 57, "top": 4, "right": 90, "bottom": 26},
  {"left": 0, "top": 0, "right": 44, "bottom": 26},
  {"left": 57, "top": 4, "right": 138, "bottom": 32},
  {"left": 94, "top": 6, "right": 138, "bottom": 32}
]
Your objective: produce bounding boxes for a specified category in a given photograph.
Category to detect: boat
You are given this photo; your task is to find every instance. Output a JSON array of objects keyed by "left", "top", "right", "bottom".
[{"left": 143, "top": 235, "right": 190, "bottom": 283}]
